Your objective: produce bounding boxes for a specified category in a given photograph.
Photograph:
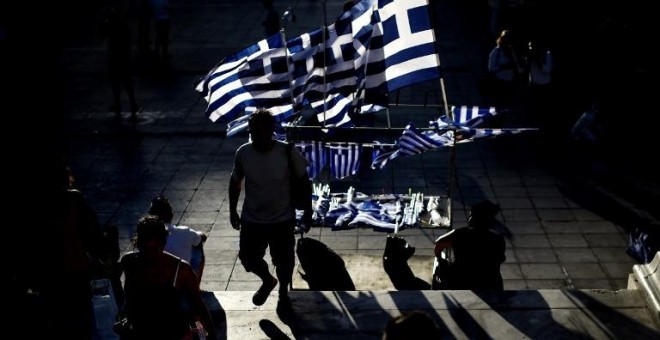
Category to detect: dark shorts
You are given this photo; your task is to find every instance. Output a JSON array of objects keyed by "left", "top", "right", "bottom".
[{"left": 239, "top": 219, "right": 295, "bottom": 272}]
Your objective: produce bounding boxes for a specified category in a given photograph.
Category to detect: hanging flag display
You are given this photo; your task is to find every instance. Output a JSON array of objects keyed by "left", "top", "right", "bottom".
[{"left": 196, "top": 0, "right": 440, "bottom": 128}]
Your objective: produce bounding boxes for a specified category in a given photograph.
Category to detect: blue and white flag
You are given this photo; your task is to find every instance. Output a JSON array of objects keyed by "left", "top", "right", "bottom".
[
  {"left": 397, "top": 123, "right": 451, "bottom": 156},
  {"left": 225, "top": 114, "right": 251, "bottom": 137},
  {"left": 364, "top": 0, "right": 440, "bottom": 99},
  {"left": 370, "top": 141, "right": 398, "bottom": 169},
  {"left": 370, "top": 123, "right": 451, "bottom": 168},
  {"left": 199, "top": 0, "right": 440, "bottom": 129},
  {"left": 290, "top": 3, "right": 377, "bottom": 127},
  {"left": 196, "top": 34, "right": 283, "bottom": 95},
  {"left": 197, "top": 34, "right": 295, "bottom": 123},
  {"left": 328, "top": 143, "right": 363, "bottom": 179},
  {"left": 456, "top": 128, "right": 536, "bottom": 143},
  {"left": 448, "top": 106, "right": 497, "bottom": 127},
  {"left": 294, "top": 141, "right": 327, "bottom": 180}
]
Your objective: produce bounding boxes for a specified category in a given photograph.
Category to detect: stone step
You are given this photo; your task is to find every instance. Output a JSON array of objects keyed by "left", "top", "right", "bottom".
[{"left": 202, "top": 288, "right": 659, "bottom": 339}]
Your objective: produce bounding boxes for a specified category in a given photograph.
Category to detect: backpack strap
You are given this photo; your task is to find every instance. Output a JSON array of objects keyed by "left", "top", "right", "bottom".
[
  {"left": 173, "top": 259, "right": 181, "bottom": 287},
  {"left": 287, "top": 142, "right": 301, "bottom": 181}
]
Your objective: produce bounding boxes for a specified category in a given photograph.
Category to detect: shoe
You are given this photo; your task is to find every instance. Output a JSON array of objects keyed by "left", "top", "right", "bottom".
[{"left": 252, "top": 276, "right": 277, "bottom": 306}]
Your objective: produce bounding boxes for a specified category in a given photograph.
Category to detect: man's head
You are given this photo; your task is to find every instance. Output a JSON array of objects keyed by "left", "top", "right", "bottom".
[
  {"left": 149, "top": 195, "right": 173, "bottom": 223},
  {"left": 343, "top": 0, "right": 356, "bottom": 12},
  {"left": 248, "top": 109, "right": 276, "bottom": 151},
  {"left": 468, "top": 200, "right": 500, "bottom": 227},
  {"left": 136, "top": 215, "right": 169, "bottom": 255}
]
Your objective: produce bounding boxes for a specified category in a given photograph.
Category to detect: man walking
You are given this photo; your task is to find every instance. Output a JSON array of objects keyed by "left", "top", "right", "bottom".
[{"left": 229, "top": 109, "right": 312, "bottom": 311}]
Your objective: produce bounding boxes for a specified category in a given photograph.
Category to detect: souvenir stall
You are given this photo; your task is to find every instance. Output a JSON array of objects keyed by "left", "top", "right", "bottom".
[
  {"left": 196, "top": 0, "right": 535, "bottom": 232},
  {"left": 195, "top": 0, "right": 536, "bottom": 288}
]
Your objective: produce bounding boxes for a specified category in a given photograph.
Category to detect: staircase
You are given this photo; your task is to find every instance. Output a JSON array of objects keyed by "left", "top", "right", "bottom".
[{"left": 201, "top": 253, "right": 660, "bottom": 339}]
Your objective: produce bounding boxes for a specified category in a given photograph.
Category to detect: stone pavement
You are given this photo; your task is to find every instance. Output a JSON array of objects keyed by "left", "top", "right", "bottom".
[{"left": 54, "top": 0, "right": 659, "bottom": 338}]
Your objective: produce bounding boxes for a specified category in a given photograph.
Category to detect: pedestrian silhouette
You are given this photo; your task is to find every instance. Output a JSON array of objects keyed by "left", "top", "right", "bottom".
[
  {"left": 102, "top": 8, "right": 139, "bottom": 121},
  {"left": 130, "top": 0, "right": 152, "bottom": 58},
  {"left": 487, "top": 29, "right": 523, "bottom": 125},
  {"left": 229, "top": 109, "right": 313, "bottom": 320},
  {"left": 38, "top": 156, "right": 105, "bottom": 339},
  {"left": 151, "top": 0, "right": 171, "bottom": 66},
  {"left": 525, "top": 39, "right": 554, "bottom": 130},
  {"left": 262, "top": 0, "right": 281, "bottom": 37}
]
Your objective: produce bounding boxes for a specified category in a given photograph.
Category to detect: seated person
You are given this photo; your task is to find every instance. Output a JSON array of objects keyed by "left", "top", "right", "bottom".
[
  {"left": 118, "top": 215, "right": 215, "bottom": 339},
  {"left": 149, "top": 195, "right": 207, "bottom": 282},
  {"left": 434, "top": 200, "right": 506, "bottom": 291}
]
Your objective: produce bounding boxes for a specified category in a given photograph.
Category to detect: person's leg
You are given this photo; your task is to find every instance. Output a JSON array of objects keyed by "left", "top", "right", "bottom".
[
  {"left": 110, "top": 77, "right": 122, "bottom": 118},
  {"left": 268, "top": 220, "right": 296, "bottom": 297},
  {"left": 123, "top": 75, "right": 139, "bottom": 119},
  {"left": 240, "top": 221, "right": 277, "bottom": 305},
  {"left": 154, "top": 21, "right": 163, "bottom": 61},
  {"left": 239, "top": 222, "right": 271, "bottom": 279},
  {"left": 160, "top": 19, "right": 170, "bottom": 63},
  {"left": 269, "top": 221, "right": 296, "bottom": 323}
]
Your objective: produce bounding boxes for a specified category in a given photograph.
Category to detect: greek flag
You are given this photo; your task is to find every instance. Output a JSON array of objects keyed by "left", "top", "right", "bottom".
[
  {"left": 198, "top": 0, "right": 440, "bottom": 129},
  {"left": 328, "top": 143, "right": 363, "bottom": 179},
  {"left": 448, "top": 106, "right": 497, "bottom": 127},
  {"left": 370, "top": 123, "right": 452, "bottom": 168},
  {"left": 371, "top": 141, "right": 398, "bottom": 169},
  {"left": 197, "top": 34, "right": 296, "bottom": 123},
  {"left": 316, "top": 0, "right": 440, "bottom": 122},
  {"left": 457, "top": 128, "right": 536, "bottom": 143},
  {"left": 363, "top": 0, "right": 440, "bottom": 99},
  {"left": 225, "top": 114, "right": 250, "bottom": 137},
  {"left": 196, "top": 34, "right": 283, "bottom": 95},
  {"left": 294, "top": 141, "right": 327, "bottom": 180},
  {"left": 397, "top": 123, "right": 450, "bottom": 156}
]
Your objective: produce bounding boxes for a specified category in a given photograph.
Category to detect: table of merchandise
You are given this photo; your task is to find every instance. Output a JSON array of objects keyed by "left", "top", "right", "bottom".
[{"left": 304, "top": 187, "right": 450, "bottom": 232}]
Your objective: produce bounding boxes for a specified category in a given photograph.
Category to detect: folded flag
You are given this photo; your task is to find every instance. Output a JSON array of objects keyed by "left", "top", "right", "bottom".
[
  {"left": 294, "top": 141, "right": 327, "bottom": 180},
  {"left": 328, "top": 143, "right": 363, "bottom": 179}
]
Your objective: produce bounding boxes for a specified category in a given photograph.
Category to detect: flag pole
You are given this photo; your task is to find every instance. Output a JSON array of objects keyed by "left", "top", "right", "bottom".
[
  {"left": 281, "top": 28, "right": 298, "bottom": 139},
  {"left": 322, "top": 0, "right": 328, "bottom": 127},
  {"left": 427, "top": 0, "right": 456, "bottom": 241},
  {"left": 322, "top": 25, "right": 328, "bottom": 128}
]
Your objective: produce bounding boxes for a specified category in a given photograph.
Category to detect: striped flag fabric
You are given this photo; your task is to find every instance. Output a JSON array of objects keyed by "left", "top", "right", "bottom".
[
  {"left": 328, "top": 143, "right": 363, "bottom": 179},
  {"left": 198, "top": 0, "right": 440, "bottom": 129},
  {"left": 196, "top": 33, "right": 283, "bottom": 95},
  {"left": 363, "top": 0, "right": 440, "bottom": 100},
  {"left": 370, "top": 141, "right": 398, "bottom": 169},
  {"left": 370, "top": 123, "right": 451, "bottom": 169},
  {"left": 456, "top": 128, "right": 536, "bottom": 143},
  {"left": 448, "top": 106, "right": 497, "bottom": 127},
  {"left": 314, "top": 0, "right": 441, "bottom": 122},
  {"left": 294, "top": 141, "right": 327, "bottom": 180},
  {"left": 397, "top": 123, "right": 451, "bottom": 156},
  {"left": 289, "top": 3, "right": 376, "bottom": 127},
  {"left": 197, "top": 34, "right": 295, "bottom": 123},
  {"left": 225, "top": 114, "right": 251, "bottom": 137}
]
